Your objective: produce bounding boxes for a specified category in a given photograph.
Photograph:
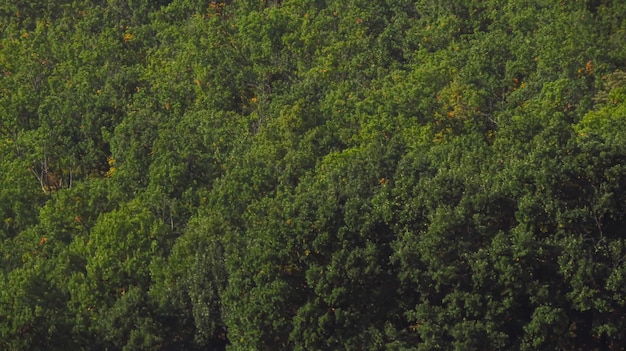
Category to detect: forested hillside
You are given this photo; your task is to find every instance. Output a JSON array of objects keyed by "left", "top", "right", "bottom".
[{"left": 1, "top": 0, "right": 626, "bottom": 350}]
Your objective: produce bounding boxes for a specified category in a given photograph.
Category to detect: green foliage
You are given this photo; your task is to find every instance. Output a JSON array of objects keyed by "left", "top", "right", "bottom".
[
  {"left": 2, "top": 0, "right": 626, "bottom": 350},
  {"left": 67, "top": 198, "right": 167, "bottom": 349}
]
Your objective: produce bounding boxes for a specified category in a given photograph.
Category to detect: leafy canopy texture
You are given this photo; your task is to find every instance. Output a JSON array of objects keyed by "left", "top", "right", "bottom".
[{"left": 1, "top": 0, "right": 626, "bottom": 350}]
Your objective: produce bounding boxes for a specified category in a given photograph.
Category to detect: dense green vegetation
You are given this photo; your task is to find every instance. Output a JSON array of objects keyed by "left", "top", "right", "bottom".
[{"left": 2, "top": 0, "right": 626, "bottom": 350}]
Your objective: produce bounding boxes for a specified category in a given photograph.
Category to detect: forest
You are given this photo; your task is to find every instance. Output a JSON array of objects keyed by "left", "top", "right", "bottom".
[{"left": 1, "top": 0, "right": 626, "bottom": 350}]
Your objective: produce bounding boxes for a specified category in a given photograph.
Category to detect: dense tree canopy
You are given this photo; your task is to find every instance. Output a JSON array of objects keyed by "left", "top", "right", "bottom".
[{"left": 2, "top": 0, "right": 626, "bottom": 350}]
